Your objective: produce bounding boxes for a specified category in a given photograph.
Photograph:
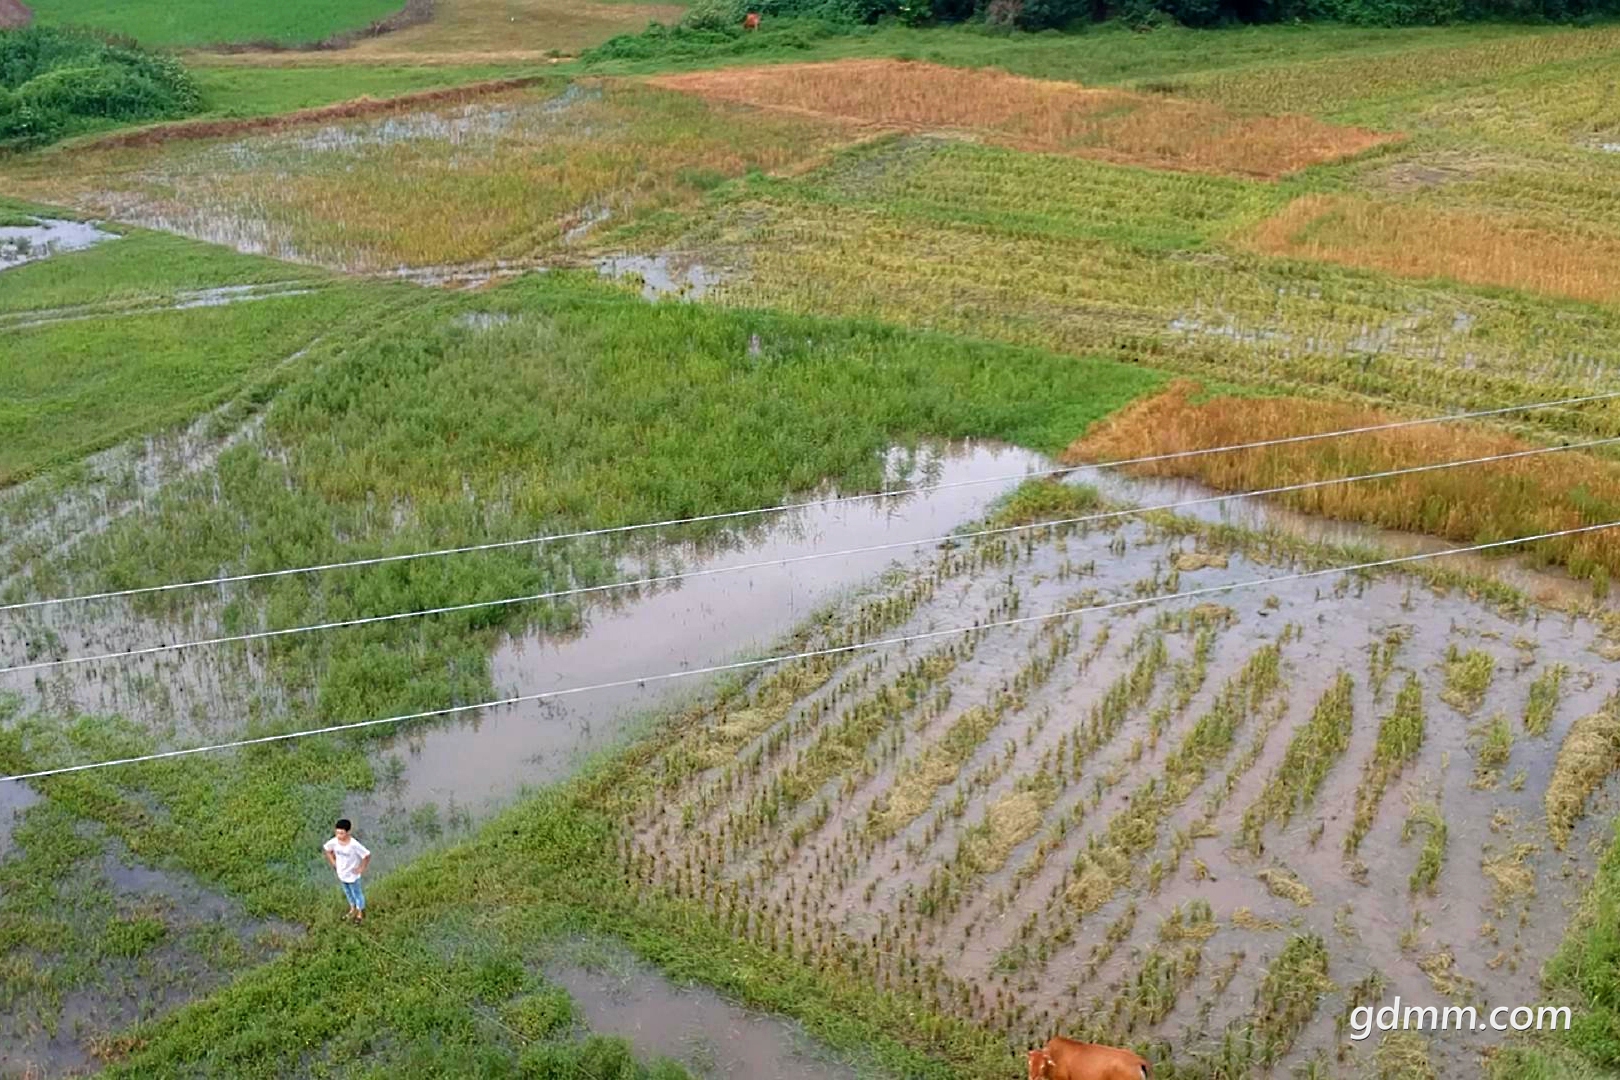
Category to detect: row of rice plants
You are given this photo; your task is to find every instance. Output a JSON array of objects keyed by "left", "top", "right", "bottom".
[{"left": 1066, "top": 382, "right": 1620, "bottom": 585}]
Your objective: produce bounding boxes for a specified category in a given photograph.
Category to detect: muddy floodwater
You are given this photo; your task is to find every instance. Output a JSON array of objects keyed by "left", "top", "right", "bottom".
[
  {"left": 0, "top": 776, "right": 39, "bottom": 858},
  {"left": 0, "top": 832, "right": 299, "bottom": 1077},
  {"left": 365, "top": 442, "right": 1051, "bottom": 826},
  {"left": 547, "top": 941, "right": 859, "bottom": 1080},
  {"left": 610, "top": 483, "right": 1620, "bottom": 1077},
  {"left": 7, "top": 431, "right": 1620, "bottom": 1076},
  {"left": 595, "top": 253, "right": 726, "bottom": 301}
]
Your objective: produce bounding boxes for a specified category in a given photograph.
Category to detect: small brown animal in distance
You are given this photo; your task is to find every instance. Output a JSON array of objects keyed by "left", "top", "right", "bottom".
[
  {"left": 742, "top": 11, "right": 761, "bottom": 28},
  {"left": 1028, "top": 1037, "right": 1150, "bottom": 1080}
]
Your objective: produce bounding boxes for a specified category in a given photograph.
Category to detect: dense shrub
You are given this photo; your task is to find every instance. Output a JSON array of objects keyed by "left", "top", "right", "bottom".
[
  {"left": 0, "top": 26, "right": 200, "bottom": 149},
  {"left": 586, "top": 0, "right": 1620, "bottom": 54},
  {"left": 586, "top": 14, "right": 858, "bottom": 62}
]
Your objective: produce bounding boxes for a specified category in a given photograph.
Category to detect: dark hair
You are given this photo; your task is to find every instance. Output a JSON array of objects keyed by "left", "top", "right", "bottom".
[{"left": 335, "top": 818, "right": 352, "bottom": 831}]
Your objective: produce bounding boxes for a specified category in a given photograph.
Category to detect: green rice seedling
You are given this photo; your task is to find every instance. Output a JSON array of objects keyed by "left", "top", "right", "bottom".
[
  {"left": 1370, "top": 627, "right": 1409, "bottom": 700},
  {"left": 867, "top": 706, "right": 999, "bottom": 840},
  {"left": 1159, "top": 899, "right": 1218, "bottom": 944},
  {"left": 1546, "top": 693, "right": 1620, "bottom": 850},
  {"left": 988, "top": 479, "right": 1102, "bottom": 528},
  {"left": 1251, "top": 934, "right": 1332, "bottom": 1067},
  {"left": 1239, "top": 672, "right": 1354, "bottom": 854},
  {"left": 1470, "top": 713, "right": 1513, "bottom": 790},
  {"left": 1068, "top": 644, "right": 1283, "bottom": 913},
  {"left": 1403, "top": 799, "right": 1447, "bottom": 897},
  {"left": 1198, "top": 697, "right": 1287, "bottom": 829},
  {"left": 1523, "top": 663, "right": 1568, "bottom": 737},
  {"left": 1346, "top": 675, "right": 1425, "bottom": 856},
  {"left": 1117, "top": 944, "right": 1202, "bottom": 1031},
  {"left": 1441, "top": 646, "right": 1495, "bottom": 716},
  {"left": 1336, "top": 969, "right": 1387, "bottom": 1044}
]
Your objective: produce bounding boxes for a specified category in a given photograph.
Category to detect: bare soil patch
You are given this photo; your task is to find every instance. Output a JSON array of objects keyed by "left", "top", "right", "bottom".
[
  {"left": 0, "top": 0, "right": 30, "bottom": 29},
  {"left": 650, "top": 59, "right": 1398, "bottom": 180}
]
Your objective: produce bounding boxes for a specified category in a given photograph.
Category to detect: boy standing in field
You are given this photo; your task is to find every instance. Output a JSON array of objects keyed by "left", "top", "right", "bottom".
[{"left": 323, "top": 818, "right": 371, "bottom": 922}]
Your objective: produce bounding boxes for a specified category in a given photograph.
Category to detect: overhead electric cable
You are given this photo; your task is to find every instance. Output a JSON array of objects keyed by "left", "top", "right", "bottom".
[
  {"left": 5, "top": 434, "right": 1615, "bottom": 676},
  {"left": 4, "top": 390, "right": 1617, "bottom": 614},
  {"left": 6, "top": 517, "right": 1616, "bottom": 784}
]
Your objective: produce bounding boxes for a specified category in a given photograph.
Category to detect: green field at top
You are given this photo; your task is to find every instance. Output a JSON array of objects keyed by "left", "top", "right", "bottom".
[{"left": 24, "top": 0, "right": 406, "bottom": 48}]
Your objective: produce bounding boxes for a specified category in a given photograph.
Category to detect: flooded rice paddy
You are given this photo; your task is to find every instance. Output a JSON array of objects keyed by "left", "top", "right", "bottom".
[
  {"left": 5, "top": 433, "right": 1620, "bottom": 1076},
  {"left": 25, "top": 88, "right": 614, "bottom": 274},
  {"left": 382, "top": 253, "right": 727, "bottom": 298},
  {"left": 319, "top": 442, "right": 1049, "bottom": 837},
  {"left": 7, "top": 80, "right": 824, "bottom": 284},
  {"left": 605, "top": 481, "right": 1620, "bottom": 1075}
]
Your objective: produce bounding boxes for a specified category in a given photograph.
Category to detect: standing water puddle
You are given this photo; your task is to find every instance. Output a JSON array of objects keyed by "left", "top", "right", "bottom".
[
  {"left": 547, "top": 943, "right": 858, "bottom": 1080},
  {"left": 0, "top": 778, "right": 39, "bottom": 859},
  {"left": 0, "top": 218, "right": 117, "bottom": 270},
  {"left": 371, "top": 441, "right": 1048, "bottom": 821},
  {"left": 596, "top": 254, "right": 724, "bottom": 301}
]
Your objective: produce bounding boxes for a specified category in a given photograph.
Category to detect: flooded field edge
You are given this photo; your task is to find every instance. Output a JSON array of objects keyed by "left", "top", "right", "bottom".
[
  {"left": 544, "top": 937, "right": 865, "bottom": 1080},
  {"left": 7, "top": 432, "right": 1620, "bottom": 1077}
]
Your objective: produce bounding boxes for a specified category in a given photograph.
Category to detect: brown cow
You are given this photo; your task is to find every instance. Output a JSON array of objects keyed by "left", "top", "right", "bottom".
[
  {"left": 742, "top": 11, "right": 761, "bottom": 28},
  {"left": 1028, "top": 1037, "right": 1149, "bottom": 1080}
]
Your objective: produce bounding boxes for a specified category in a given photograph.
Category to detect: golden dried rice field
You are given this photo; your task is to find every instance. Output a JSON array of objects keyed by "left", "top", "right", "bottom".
[
  {"left": 1249, "top": 193, "right": 1620, "bottom": 307},
  {"left": 651, "top": 60, "right": 1398, "bottom": 179}
]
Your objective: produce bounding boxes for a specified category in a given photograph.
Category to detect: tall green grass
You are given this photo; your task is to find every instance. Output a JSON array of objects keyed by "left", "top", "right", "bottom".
[{"left": 0, "top": 279, "right": 396, "bottom": 487}]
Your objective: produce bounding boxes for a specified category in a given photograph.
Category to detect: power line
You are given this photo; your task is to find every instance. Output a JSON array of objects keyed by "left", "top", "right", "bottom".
[
  {"left": 5, "top": 517, "right": 1614, "bottom": 784},
  {"left": 5, "top": 434, "right": 1613, "bottom": 677},
  {"left": 4, "top": 389, "right": 1617, "bottom": 615}
]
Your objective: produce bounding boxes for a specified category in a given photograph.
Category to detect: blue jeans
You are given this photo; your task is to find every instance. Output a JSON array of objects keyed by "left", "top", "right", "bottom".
[{"left": 340, "top": 878, "right": 365, "bottom": 910}]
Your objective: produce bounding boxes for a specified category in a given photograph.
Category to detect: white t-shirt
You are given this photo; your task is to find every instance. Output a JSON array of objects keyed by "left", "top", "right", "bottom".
[{"left": 324, "top": 836, "right": 371, "bottom": 882}]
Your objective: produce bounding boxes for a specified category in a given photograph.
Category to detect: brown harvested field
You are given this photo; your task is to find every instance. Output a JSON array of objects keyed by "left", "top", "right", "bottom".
[
  {"left": 1064, "top": 381, "right": 1620, "bottom": 586},
  {"left": 0, "top": 0, "right": 30, "bottom": 28},
  {"left": 1251, "top": 192, "right": 1620, "bottom": 305},
  {"left": 649, "top": 59, "right": 1398, "bottom": 180}
]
